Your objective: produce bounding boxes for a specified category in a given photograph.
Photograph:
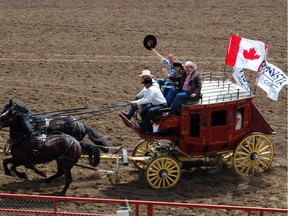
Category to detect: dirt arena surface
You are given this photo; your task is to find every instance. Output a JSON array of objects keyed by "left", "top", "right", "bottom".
[{"left": 0, "top": 0, "right": 287, "bottom": 215}]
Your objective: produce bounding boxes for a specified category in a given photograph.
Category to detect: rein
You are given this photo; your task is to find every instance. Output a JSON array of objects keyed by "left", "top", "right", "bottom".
[
  {"left": 41, "top": 104, "right": 129, "bottom": 128},
  {"left": 33, "top": 103, "right": 129, "bottom": 118}
]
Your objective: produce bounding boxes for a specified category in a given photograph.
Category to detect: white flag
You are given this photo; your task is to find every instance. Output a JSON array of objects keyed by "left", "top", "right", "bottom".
[
  {"left": 257, "top": 61, "right": 288, "bottom": 101},
  {"left": 232, "top": 67, "right": 250, "bottom": 92}
]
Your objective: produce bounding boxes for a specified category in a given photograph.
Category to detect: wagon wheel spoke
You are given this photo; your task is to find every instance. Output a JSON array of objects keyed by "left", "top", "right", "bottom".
[
  {"left": 146, "top": 157, "right": 180, "bottom": 189},
  {"left": 136, "top": 147, "right": 148, "bottom": 155},
  {"left": 235, "top": 151, "right": 250, "bottom": 157},
  {"left": 233, "top": 133, "right": 274, "bottom": 176},
  {"left": 251, "top": 161, "right": 255, "bottom": 175},
  {"left": 132, "top": 140, "right": 151, "bottom": 171},
  {"left": 257, "top": 159, "right": 268, "bottom": 169},
  {"left": 258, "top": 145, "right": 270, "bottom": 153},
  {"left": 247, "top": 138, "right": 254, "bottom": 152},
  {"left": 154, "top": 161, "right": 162, "bottom": 171},
  {"left": 258, "top": 156, "right": 271, "bottom": 161},
  {"left": 166, "top": 175, "right": 176, "bottom": 183},
  {"left": 235, "top": 158, "right": 250, "bottom": 167},
  {"left": 255, "top": 160, "right": 264, "bottom": 173},
  {"left": 239, "top": 144, "right": 251, "bottom": 154},
  {"left": 245, "top": 161, "right": 252, "bottom": 175},
  {"left": 255, "top": 140, "right": 266, "bottom": 152},
  {"left": 163, "top": 178, "right": 169, "bottom": 187},
  {"left": 251, "top": 136, "right": 256, "bottom": 151}
]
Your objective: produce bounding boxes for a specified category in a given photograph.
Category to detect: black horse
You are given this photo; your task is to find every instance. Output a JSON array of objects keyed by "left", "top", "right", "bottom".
[
  {"left": 1, "top": 100, "right": 109, "bottom": 153},
  {"left": 0, "top": 104, "right": 100, "bottom": 196}
]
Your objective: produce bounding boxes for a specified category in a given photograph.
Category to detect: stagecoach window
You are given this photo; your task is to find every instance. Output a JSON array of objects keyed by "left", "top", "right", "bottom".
[
  {"left": 211, "top": 110, "right": 227, "bottom": 127},
  {"left": 190, "top": 113, "right": 200, "bottom": 137}
]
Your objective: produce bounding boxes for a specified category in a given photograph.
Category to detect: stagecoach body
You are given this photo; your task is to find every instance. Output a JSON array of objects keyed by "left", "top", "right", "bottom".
[
  {"left": 120, "top": 77, "right": 275, "bottom": 189},
  {"left": 159, "top": 80, "right": 274, "bottom": 157}
]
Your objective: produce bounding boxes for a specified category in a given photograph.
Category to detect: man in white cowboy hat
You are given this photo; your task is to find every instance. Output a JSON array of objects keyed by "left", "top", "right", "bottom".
[
  {"left": 130, "top": 77, "right": 167, "bottom": 134},
  {"left": 122, "top": 70, "right": 160, "bottom": 120},
  {"left": 166, "top": 61, "right": 202, "bottom": 113}
]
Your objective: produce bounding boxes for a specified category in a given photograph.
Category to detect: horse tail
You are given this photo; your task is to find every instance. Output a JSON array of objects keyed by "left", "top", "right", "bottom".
[
  {"left": 84, "top": 125, "right": 109, "bottom": 153},
  {"left": 80, "top": 141, "right": 100, "bottom": 167}
]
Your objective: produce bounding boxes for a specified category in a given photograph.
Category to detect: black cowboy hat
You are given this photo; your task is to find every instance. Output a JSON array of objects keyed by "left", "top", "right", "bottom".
[
  {"left": 143, "top": 35, "right": 157, "bottom": 50},
  {"left": 173, "top": 62, "right": 183, "bottom": 68},
  {"left": 141, "top": 77, "right": 153, "bottom": 84}
]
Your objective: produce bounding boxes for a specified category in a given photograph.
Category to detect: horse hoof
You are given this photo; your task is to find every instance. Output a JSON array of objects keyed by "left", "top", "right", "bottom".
[
  {"left": 101, "top": 147, "right": 109, "bottom": 153},
  {"left": 10, "top": 170, "right": 17, "bottom": 177},
  {"left": 41, "top": 173, "right": 47, "bottom": 178},
  {"left": 41, "top": 182, "right": 48, "bottom": 187},
  {"left": 23, "top": 174, "right": 29, "bottom": 180}
]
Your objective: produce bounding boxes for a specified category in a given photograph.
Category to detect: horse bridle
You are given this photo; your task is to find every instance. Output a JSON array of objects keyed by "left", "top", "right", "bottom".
[{"left": 0, "top": 106, "right": 18, "bottom": 128}]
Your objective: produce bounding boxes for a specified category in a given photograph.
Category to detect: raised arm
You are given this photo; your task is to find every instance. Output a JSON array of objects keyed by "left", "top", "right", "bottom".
[{"left": 151, "top": 48, "right": 164, "bottom": 61}]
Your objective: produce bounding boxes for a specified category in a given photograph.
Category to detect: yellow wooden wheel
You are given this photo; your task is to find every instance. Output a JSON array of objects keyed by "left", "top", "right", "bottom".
[
  {"left": 132, "top": 140, "right": 151, "bottom": 171},
  {"left": 233, "top": 133, "right": 274, "bottom": 176},
  {"left": 146, "top": 156, "right": 180, "bottom": 189}
]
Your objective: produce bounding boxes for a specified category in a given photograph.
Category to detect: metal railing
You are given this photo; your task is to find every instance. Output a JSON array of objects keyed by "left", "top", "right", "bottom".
[{"left": 0, "top": 193, "right": 287, "bottom": 216}]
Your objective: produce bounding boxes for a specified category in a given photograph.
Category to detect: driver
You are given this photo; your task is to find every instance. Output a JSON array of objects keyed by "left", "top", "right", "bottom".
[
  {"left": 122, "top": 70, "right": 159, "bottom": 120},
  {"left": 130, "top": 77, "right": 167, "bottom": 134}
]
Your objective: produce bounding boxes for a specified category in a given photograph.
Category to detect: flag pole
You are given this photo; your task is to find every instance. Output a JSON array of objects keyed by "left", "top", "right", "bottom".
[
  {"left": 223, "top": 63, "right": 227, "bottom": 80},
  {"left": 253, "top": 59, "right": 265, "bottom": 95},
  {"left": 253, "top": 73, "right": 260, "bottom": 95},
  {"left": 223, "top": 33, "right": 232, "bottom": 80}
]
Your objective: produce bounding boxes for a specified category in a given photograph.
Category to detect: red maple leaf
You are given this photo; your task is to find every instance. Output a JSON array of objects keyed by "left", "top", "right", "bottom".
[{"left": 243, "top": 47, "right": 261, "bottom": 60}]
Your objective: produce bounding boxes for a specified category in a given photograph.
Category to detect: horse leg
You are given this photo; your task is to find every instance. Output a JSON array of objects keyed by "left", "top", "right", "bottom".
[
  {"left": 3, "top": 158, "right": 13, "bottom": 176},
  {"left": 3, "top": 157, "right": 28, "bottom": 179},
  {"left": 10, "top": 159, "right": 28, "bottom": 179},
  {"left": 25, "top": 164, "right": 46, "bottom": 178},
  {"left": 59, "top": 166, "right": 72, "bottom": 196},
  {"left": 43, "top": 162, "right": 64, "bottom": 185},
  {"left": 80, "top": 141, "right": 100, "bottom": 166},
  {"left": 84, "top": 124, "right": 109, "bottom": 153}
]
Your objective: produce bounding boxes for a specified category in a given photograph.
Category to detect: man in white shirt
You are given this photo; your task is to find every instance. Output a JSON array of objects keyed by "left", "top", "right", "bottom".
[
  {"left": 123, "top": 70, "right": 159, "bottom": 120},
  {"left": 130, "top": 77, "right": 167, "bottom": 133}
]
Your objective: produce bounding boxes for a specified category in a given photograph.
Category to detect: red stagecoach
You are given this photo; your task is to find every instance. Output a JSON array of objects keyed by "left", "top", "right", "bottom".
[{"left": 119, "top": 74, "right": 275, "bottom": 189}]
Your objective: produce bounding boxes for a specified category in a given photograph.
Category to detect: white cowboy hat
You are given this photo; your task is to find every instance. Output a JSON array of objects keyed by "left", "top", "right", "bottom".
[
  {"left": 184, "top": 61, "right": 198, "bottom": 70},
  {"left": 138, "top": 69, "right": 154, "bottom": 77}
]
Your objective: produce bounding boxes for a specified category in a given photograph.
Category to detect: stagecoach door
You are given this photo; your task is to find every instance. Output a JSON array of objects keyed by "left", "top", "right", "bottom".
[{"left": 208, "top": 109, "right": 230, "bottom": 151}]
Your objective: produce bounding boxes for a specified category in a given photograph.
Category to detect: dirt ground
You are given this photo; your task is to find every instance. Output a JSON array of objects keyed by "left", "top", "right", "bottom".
[{"left": 0, "top": 0, "right": 287, "bottom": 215}]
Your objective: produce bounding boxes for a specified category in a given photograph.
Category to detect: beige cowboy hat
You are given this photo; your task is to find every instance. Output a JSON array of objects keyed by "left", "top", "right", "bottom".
[
  {"left": 138, "top": 69, "right": 154, "bottom": 77},
  {"left": 184, "top": 61, "right": 198, "bottom": 71}
]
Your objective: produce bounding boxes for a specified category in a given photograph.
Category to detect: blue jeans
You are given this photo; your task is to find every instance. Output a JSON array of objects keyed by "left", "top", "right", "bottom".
[
  {"left": 156, "top": 78, "right": 168, "bottom": 88},
  {"left": 127, "top": 102, "right": 152, "bottom": 119},
  {"left": 162, "top": 84, "right": 175, "bottom": 98},
  {"left": 126, "top": 97, "right": 139, "bottom": 118},
  {"left": 139, "top": 103, "right": 153, "bottom": 119},
  {"left": 170, "top": 91, "right": 190, "bottom": 113},
  {"left": 166, "top": 88, "right": 182, "bottom": 107},
  {"left": 139, "top": 104, "right": 166, "bottom": 131},
  {"left": 127, "top": 106, "right": 138, "bottom": 119}
]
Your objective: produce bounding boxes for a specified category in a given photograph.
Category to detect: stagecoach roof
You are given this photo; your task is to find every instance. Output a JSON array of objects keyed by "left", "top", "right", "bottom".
[{"left": 194, "top": 79, "right": 253, "bottom": 105}]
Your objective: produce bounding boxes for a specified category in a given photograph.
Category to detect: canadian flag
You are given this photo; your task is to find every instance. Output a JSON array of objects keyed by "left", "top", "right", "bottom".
[{"left": 225, "top": 34, "right": 268, "bottom": 72}]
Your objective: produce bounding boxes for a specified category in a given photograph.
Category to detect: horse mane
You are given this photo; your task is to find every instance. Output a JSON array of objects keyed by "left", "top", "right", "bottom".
[
  {"left": 2, "top": 100, "right": 32, "bottom": 116},
  {"left": 14, "top": 102, "right": 33, "bottom": 116},
  {"left": 10, "top": 112, "right": 35, "bottom": 140}
]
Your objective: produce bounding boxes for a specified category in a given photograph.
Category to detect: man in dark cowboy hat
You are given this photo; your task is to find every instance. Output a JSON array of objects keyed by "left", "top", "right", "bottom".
[
  {"left": 123, "top": 70, "right": 159, "bottom": 120},
  {"left": 130, "top": 77, "right": 167, "bottom": 133}
]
